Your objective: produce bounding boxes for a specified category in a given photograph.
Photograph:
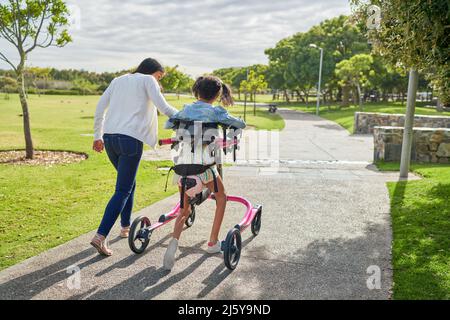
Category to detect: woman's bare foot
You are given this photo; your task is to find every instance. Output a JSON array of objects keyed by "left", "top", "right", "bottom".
[{"left": 90, "top": 234, "right": 113, "bottom": 256}]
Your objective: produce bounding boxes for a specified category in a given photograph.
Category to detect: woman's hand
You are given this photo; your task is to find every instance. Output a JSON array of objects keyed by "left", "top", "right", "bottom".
[{"left": 93, "top": 140, "right": 104, "bottom": 153}]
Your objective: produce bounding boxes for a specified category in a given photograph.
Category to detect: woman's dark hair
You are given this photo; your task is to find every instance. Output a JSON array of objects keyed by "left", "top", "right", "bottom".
[
  {"left": 133, "top": 58, "right": 164, "bottom": 75},
  {"left": 192, "top": 75, "right": 234, "bottom": 107}
]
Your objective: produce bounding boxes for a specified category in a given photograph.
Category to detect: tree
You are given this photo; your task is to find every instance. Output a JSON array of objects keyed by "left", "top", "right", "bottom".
[
  {"left": 0, "top": 76, "right": 17, "bottom": 99},
  {"left": 159, "top": 65, "right": 193, "bottom": 97},
  {"left": 350, "top": 0, "right": 450, "bottom": 177},
  {"left": 265, "top": 37, "right": 295, "bottom": 102},
  {"left": 24, "top": 66, "right": 51, "bottom": 96},
  {"left": 369, "top": 55, "right": 408, "bottom": 103},
  {"left": 265, "top": 62, "right": 288, "bottom": 101},
  {"left": 239, "top": 78, "right": 250, "bottom": 121},
  {"left": 177, "top": 73, "right": 194, "bottom": 96},
  {"left": 335, "top": 54, "right": 374, "bottom": 110},
  {"left": 160, "top": 65, "right": 181, "bottom": 92},
  {"left": 308, "top": 15, "right": 370, "bottom": 104},
  {"left": 212, "top": 67, "right": 238, "bottom": 87},
  {"left": 286, "top": 36, "right": 322, "bottom": 105},
  {"left": 243, "top": 70, "right": 268, "bottom": 116},
  {"left": 72, "top": 78, "right": 97, "bottom": 95},
  {"left": 231, "top": 68, "right": 250, "bottom": 100},
  {"left": 213, "top": 65, "right": 268, "bottom": 101},
  {"left": 265, "top": 15, "right": 371, "bottom": 105},
  {"left": 0, "top": 0, "right": 72, "bottom": 159},
  {"left": 351, "top": 0, "right": 449, "bottom": 106}
]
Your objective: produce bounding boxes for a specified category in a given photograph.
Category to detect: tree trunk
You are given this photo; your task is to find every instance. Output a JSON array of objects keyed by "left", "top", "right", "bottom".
[
  {"left": 17, "top": 71, "right": 34, "bottom": 159},
  {"left": 43, "top": 76, "right": 48, "bottom": 95},
  {"left": 283, "top": 90, "right": 290, "bottom": 103},
  {"left": 436, "top": 97, "right": 443, "bottom": 112},
  {"left": 341, "top": 85, "right": 350, "bottom": 107},
  {"left": 326, "top": 90, "right": 332, "bottom": 104},
  {"left": 295, "top": 90, "right": 305, "bottom": 103},
  {"left": 243, "top": 93, "right": 247, "bottom": 122},
  {"left": 352, "top": 87, "right": 358, "bottom": 106},
  {"left": 337, "top": 87, "right": 342, "bottom": 103},
  {"left": 34, "top": 80, "right": 41, "bottom": 97},
  {"left": 253, "top": 91, "right": 256, "bottom": 116}
]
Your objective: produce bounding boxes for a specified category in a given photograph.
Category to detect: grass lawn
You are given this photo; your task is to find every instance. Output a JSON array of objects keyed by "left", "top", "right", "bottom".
[
  {"left": 283, "top": 102, "right": 450, "bottom": 133},
  {"left": 377, "top": 162, "right": 450, "bottom": 299},
  {"left": 0, "top": 94, "right": 283, "bottom": 271},
  {"left": 222, "top": 105, "right": 284, "bottom": 131}
]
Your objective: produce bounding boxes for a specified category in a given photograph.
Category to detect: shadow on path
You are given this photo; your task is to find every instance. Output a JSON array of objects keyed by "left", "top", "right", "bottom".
[
  {"left": 88, "top": 236, "right": 257, "bottom": 300},
  {"left": 0, "top": 237, "right": 122, "bottom": 300},
  {"left": 88, "top": 241, "right": 208, "bottom": 300},
  {"left": 212, "top": 221, "right": 393, "bottom": 300},
  {"left": 95, "top": 234, "right": 172, "bottom": 277}
]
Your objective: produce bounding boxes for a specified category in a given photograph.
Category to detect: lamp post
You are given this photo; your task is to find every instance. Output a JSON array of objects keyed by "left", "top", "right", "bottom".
[
  {"left": 399, "top": 68, "right": 419, "bottom": 179},
  {"left": 309, "top": 43, "right": 323, "bottom": 116}
]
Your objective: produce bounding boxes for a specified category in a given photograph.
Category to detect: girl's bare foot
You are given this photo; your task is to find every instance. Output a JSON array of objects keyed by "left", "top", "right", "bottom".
[{"left": 90, "top": 234, "right": 113, "bottom": 256}]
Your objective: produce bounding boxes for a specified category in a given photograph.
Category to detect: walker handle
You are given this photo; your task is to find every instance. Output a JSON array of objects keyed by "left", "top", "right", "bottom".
[
  {"left": 158, "top": 138, "right": 239, "bottom": 147},
  {"left": 158, "top": 138, "right": 176, "bottom": 146},
  {"left": 215, "top": 138, "right": 239, "bottom": 148}
]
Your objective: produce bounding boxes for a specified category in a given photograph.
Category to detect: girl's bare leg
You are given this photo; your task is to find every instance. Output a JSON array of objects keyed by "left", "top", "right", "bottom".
[
  {"left": 164, "top": 187, "right": 192, "bottom": 270},
  {"left": 206, "top": 175, "right": 227, "bottom": 244},
  {"left": 172, "top": 187, "right": 191, "bottom": 240}
]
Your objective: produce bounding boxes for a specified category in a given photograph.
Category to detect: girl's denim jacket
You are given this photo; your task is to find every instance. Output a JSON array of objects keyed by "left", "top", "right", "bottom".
[{"left": 165, "top": 101, "right": 246, "bottom": 130}]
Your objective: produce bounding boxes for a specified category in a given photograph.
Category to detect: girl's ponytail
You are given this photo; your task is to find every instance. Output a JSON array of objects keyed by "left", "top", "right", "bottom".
[{"left": 220, "top": 82, "right": 234, "bottom": 107}]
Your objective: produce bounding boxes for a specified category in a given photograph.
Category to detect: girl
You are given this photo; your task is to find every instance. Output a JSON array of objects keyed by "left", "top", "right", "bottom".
[
  {"left": 163, "top": 75, "right": 246, "bottom": 270},
  {"left": 91, "top": 58, "right": 178, "bottom": 256}
]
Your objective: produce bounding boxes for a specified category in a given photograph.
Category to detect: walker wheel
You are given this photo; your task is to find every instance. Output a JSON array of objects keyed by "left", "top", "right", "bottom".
[
  {"left": 223, "top": 228, "right": 242, "bottom": 270},
  {"left": 129, "top": 216, "right": 151, "bottom": 254},
  {"left": 185, "top": 205, "right": 196, "bottom": 228},
  {"left": 251, "top": 206, "right": 262, "bottom": 236}
]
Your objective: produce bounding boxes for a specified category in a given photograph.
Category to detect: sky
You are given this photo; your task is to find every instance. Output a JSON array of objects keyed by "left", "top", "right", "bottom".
[{"left": 0, "top": 0, "right": 351, "bottom": 77}]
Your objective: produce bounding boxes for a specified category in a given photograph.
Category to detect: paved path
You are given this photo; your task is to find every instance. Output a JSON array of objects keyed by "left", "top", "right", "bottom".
[{"left": 0, "top": 110, "right": 410, "bottom": 300}]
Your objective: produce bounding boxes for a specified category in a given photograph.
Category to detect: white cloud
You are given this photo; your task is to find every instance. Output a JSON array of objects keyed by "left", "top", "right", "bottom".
[{"left": 0, "top": 0, "right": 350, "bottom": 76}]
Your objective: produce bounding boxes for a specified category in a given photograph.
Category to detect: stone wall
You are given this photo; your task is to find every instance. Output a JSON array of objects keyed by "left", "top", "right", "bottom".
[
  {"left": 354, "top": 112, "right": 450, "bottom": 134},
  {"left": 373, "top": 126, "right": 450, "bottom": 163}
]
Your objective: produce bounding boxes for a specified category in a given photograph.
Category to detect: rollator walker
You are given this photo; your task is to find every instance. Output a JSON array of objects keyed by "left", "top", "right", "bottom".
[{"left": 128, "top": 121, "right": 262, "bottom": 270}]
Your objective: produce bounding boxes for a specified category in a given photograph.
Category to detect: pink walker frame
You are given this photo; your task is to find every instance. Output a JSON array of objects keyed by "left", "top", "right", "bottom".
[{"left": 128, "top": 137, "right": 262, "bottom": 270}]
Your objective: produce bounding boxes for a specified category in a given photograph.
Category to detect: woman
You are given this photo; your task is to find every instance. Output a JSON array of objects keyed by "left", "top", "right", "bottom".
[{"left": 91, "top": 58, "right": 178, "bottom": 256}]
